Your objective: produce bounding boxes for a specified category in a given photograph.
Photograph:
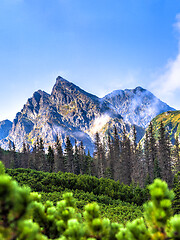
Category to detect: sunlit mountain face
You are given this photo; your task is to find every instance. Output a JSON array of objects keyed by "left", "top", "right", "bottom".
[{"left": 0, "top": 77, "right": 175, "bottom": 153}]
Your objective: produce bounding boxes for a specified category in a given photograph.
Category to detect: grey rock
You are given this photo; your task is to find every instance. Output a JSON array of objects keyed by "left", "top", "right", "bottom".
[
  {"left": 103, "top": 86, "right": 175, "bottom": 128},
  {"left": 0, "top": 120, "right": 12, "bottom": 140},
  {"left": 0, "top": 78, "right": 174, "bottom": 153}
]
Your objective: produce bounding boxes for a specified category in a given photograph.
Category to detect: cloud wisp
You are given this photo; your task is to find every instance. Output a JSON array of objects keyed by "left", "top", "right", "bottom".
[{"left": 150, "top": 14, "right": 180, "bottom": 109}]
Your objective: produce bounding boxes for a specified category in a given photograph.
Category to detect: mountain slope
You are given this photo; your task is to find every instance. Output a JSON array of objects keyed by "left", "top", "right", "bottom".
[
  {"left": 0, "top": 77, "right": 174, "bottom": 152},
  {"left": 103, "top": 86, "right": 175, "bottom": 128},
  {"left": 0, "top": 77, "right": 127, "bottom": 152},
  {"left": 0, "top": 120, "right": 12, "bottom": 140},
  {"left": 150, "top": 110, "right": 180, "bottom": 144}
]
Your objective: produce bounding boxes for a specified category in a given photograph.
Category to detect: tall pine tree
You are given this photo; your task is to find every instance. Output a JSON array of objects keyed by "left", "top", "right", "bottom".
[
  {"left": 173, "top": 135, "right": 180, "bottom": 173},
  {"left": 64, "top": 136, "right": 74, "bottom": 173},
  {"left": 54, "top": 136, "right": 65, "bottom": 172},
  {"left": 47, "top": 146, "right": 55, "bottom": 172},
  {"left": 112, "top": 126, "right": 121, "bottom": 181},
  {"left": 158, "top": 121, "right": 173, "bottom": 187},
  {"left": 119, "top": 127, "right": 132, "bottom": 185}
]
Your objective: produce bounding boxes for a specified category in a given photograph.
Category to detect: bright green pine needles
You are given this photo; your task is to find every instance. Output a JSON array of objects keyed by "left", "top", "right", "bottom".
[{"left": 1, "top": 161, "right": 180, "bottom": 239}]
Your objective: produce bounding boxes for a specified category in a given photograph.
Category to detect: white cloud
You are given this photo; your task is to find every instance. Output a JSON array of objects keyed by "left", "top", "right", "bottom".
[
  {"left": 150, "top": 14, "right": 180, "bottom": 109},
  {"left": 87, "top": 114, "right": 111, "bottom": 137},
  {"left": 174, "top": 14, "right": 180, "bottom": 32}
]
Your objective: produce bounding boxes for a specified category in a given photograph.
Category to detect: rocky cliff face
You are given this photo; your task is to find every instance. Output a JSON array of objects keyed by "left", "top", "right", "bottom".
[
  {"left": 0, "top": 77, "right": 175, "bottom": 153},
  {"left": 0, "top": 120, "right": 12, "bottom": 140},
  {"left": 51, "top": 77, "right": 103, "bottom": 130},
  {"left": 103, "top": 87, "right": 175, "bottom": 128}
]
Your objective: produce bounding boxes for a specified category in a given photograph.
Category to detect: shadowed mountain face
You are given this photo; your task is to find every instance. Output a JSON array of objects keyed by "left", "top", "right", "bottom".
[
  {"left": 0, "top": 120, "right": 12, "bottom": 140},
  {"left": 0, "top": 77, "right": 175, "bottom": 152}
]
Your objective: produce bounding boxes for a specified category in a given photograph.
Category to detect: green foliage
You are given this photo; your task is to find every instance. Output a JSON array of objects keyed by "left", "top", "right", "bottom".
[
  {"left": 172, "top": 173, "right": 180, "bottom": 214},
  {"left": 151, "top": 110, "right": 180, "bottom": 142},
  {"left": 3, "top": 161, "right": 180, "bottom": 240},
  {"left": 0, "top": 160, "right": 5, "bottom": 174},
  {"left": 144, "top": 179, "right": 174, "bottom": 238},
  {"left": 0, "top": 169, "right": 44, "bottom": 239},
  {"left": 38, "top": 189, "right": 143, "bottom": 224},
  {"left": 6, "top": 168, "right": 148, "bottom": 206}
]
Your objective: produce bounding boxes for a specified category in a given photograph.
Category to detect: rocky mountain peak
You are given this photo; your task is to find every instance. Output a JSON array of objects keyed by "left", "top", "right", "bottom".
[
  {"left": 25, "top": 90, "right": 50, "bottom": 116},
  {"left": 55, "top": 76, "right": 70, "bottom": 84},
  {"left": 0, "top": 76, "right": 175, "bottom": 152},
  {"left": 103, "top": 86, "right": 175, "bottom": 128},
  {"left": 133, "top": 86, "right": 146, "bottom": 94},
  {"left": 52, "top": 76, "right": 99, "bottom": 103}
]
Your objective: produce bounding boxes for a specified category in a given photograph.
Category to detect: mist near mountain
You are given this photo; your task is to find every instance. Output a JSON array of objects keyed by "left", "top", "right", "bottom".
[{"left": 0, "top": 77, "right": 175, "bottom": 152}]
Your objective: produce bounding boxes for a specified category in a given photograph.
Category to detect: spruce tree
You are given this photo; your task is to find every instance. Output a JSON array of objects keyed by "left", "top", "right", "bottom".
[
  {"left": 173, "top": 173, "right": 180, "bottom": 214},
  {"left": 149, "top": 122, "right": 159, "bottom": 181},
  {"left": 99, "top": 141, "right": 106, "bottom": 178},
  {"left": 74, "top": 140, "right": 80, "bottom": 175},
  {"left": 34, "top": 138, "right": 47, "bottom": 171},
  {"left": 38, "top": 138, "right": 47, "bottom": 171},
  {"left": 85, "top": 150, "right": 93, "bottom": 175},
  {"left": 153, "top": 158, "right": 161, "bottom": 179},
  {"left": 144, "top": 131, "right": 151, "bottom": 183},
  {"left": 136, "top": 142, "right": 147, "bottom": 187},
  {"left": 158, "top": 121, "right": 173, "bottom": 187},
  {"left": 106, "top": 131, "right": 114, "bottom": 179},
  {"left": 93, "top": 132, "right": 101, "bottom": 177},
  {"left": 47, "top": 146, "right": 55, "bottom": 172},
  {"left": 112, "top": 126, "right": 121, "bottom": 181},
  {"left": 8, "top": 140, "right": 14, "bottom": 168},
  {"left": 12, "top": 141, "right": 19, "bottom": 169},
  {"left": 132, "top": 125, "right": 137, "bottom": 149},
  {"left": 174, "top": 135, "right": 180, "bottom": 173},
  {"left": 79, "top": 141, "right": 86, "bottom": 174},
  {"left": 54, "top": 136, "right": 65, "bottom": 172},
  {"left": 64, "top": 136, "right": 74, "bottom": 173},
  {"left": 131, "top": 125, "right": 138, "bottom": 183},
  {"left": 30, "top": 142, "right": 38, "bottom": 170},
  {"left": 120, "top": 128, "right": 132, "bottom": 185},
  {"left": 21, "top": 142, "right": 29, "bottom": 169}
]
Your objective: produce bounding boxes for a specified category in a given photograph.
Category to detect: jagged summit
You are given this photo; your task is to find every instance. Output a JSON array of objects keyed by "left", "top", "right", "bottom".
[
  {"left": 0, "top": 76, "right": 175, "bottom": 152},
  {"left": 52, "top": 76, "right": 99, "bottom": 102},
  {"left": 133, "top": 86, "right": 146, "bottom": 93},
  {"left": 56, "top": 75, "right": 66, "bottom": 81},
  {"left": 54, "top": 76, "right": 71, "bottom": 87},
  {"left": 103, "top": 86, "right": 175, "bottom": 128}
]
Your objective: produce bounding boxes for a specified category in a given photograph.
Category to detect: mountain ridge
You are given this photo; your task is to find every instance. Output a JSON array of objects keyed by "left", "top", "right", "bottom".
[
  {"left": 0, "top": 76, "right": 175, "bottom": 152},
  {"left": 103, "top": 86, "right": 175, "bottom": 128}
]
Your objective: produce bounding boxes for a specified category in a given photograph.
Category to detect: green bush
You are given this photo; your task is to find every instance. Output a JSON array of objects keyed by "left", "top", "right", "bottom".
[
  {"left": 2, "top": 162, "right": 180, "bottom": 239},
  {"left": 6, "top": 168, "right": 148, "bottom": 205}
]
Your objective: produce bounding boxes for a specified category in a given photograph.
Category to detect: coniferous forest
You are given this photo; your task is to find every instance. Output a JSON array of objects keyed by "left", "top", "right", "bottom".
[
  {"left": 1, "top": 121, "right": 179, "bottom": 188},
  {"left": 1, "top": 121, "right": 180, "bottom": 239}
]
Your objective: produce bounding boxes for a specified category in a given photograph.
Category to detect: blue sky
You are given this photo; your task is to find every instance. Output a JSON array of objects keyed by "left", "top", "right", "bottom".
[{"left": 1, "top": 0, "right": 180, "bottom": 121}]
